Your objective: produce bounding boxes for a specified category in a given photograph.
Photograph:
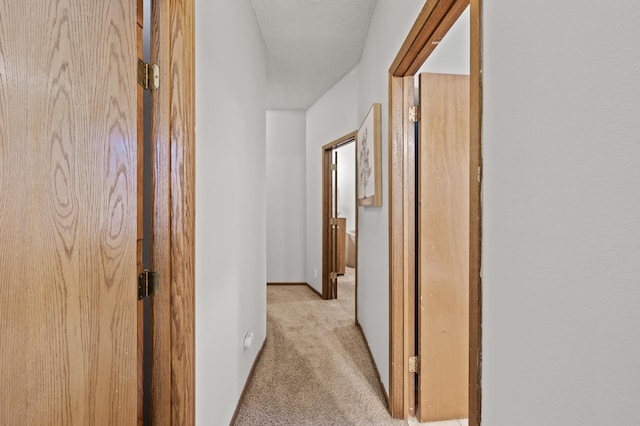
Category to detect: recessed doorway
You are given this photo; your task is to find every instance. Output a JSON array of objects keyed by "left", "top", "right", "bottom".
[
  {"left": 388, "top": 0, "right": 482, "bottom": 424},
  {"left": 321, "top": 132, "right": 359, "bottom": 319}
]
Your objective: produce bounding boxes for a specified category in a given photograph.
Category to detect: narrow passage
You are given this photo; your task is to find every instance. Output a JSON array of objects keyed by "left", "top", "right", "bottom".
[{"left": 235, "top": 268, "right": 406, "bottom": 425}]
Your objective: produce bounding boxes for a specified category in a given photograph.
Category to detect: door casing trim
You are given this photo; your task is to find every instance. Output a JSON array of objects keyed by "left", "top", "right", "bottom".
[
  {"left": 321, "top": 132, "right": 358, "bottom": 318},
  {"left": 387, "top": 0, "right": 482, "bottom": 423},
  {"left": 150, "top": 0, "right": 195, "bottom": 423}
]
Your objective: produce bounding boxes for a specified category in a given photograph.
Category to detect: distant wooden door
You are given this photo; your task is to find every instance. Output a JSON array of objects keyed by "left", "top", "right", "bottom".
[
  {"left": 0, "top": 1, "right": 138, "bottom": 424},
  {"left": 322, "top": 133, "right": 357, "bottom": 301},
  {"left": 330, "top": 151, "right": 339, "bottom": 297},
  {"left": 335, "top": 217, "right": 346, "bottom": 275},
  {"left": 417, "top": 73, "right": 470, "bottom": 422}
]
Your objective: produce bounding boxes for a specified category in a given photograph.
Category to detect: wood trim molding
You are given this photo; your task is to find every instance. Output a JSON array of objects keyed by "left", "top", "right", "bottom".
[
  {"left": 390, "top": 0, "right": 468, "bottom": 77},
  {"left": 468, "top": 0, "right": 483, "bottom": 424},
  {"left": 388, "top": 75, "right": 408, "bottom": 418},
  {"left": 322, "top": 131, "right": 357, "bottom": 300},
  {"left": 388, "top": 75, "right": 418, "bottom": 419},
  {"left": 388, "top": 0, "right": 481, "bottom": 423},
  {"left": 322, "top": 148, "right": 333, "bottom": 300},
  {"left": 401, "top": 76, "right": 417, "bottom": 419},
  {"left": 321, "top": 131, "right": 358, "bottom": 151},
  {"left": 354, "top": 163, "right": 359, "bottom": 325},
  {"left": 229, "top": 338, "right": 268, "bottom": 426},
  {"left": 150, "top": 0, "right": 172, "bottom": 424},
  {"left": 168, "top": 0, "right": 195, "bottom": 423}
]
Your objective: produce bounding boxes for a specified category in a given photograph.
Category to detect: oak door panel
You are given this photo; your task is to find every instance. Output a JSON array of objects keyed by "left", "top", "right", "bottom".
[
  {"left": 0, "top": 1, "right": 138, "bottom": 424},
  {"left": 418, "top": 72, "right": 470, "bottom": 422}
]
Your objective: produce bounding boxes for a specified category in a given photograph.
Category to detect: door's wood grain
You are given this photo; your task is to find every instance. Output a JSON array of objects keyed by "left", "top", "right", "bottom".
[
  {"left": 336, "top": 218, "right": 346, "bottom": 275},
  {"left": 137, "top": 1, "right": 145, "bottom": 422},
  {"left": 401, "top": 75, "right": 417, "bottom": 419},
  {"left": 322, "top": 147, "right": 333, "bottom": 299},
  {"left": 331, "top": 151, "right": 338, "bottom": 297},
  {"left": 388, "top": 2, "right": 481, "bottom": 422},
  {"left": 388, "top": 75, "right": 407, "bottom": 418},
  {"left": 137, "top": 0, "right": 144, "bottom": 27},
  {"left": 169, "top": 0, "right": 196, "bottom": 423},
  {"left": 469, "top": 3, "right": 483, "bottom": 425},
  {"left": 0, "top": 0, "right": 138, "bottom": 424},
  {"left": 392, "top": 0, "right": 468, "bottom": 77},
  {"left": 150, "top": 0, "right": 174, "bottom": 423},
  {"left": 418, "top": 73, "right": 470, "bottom": 422}
]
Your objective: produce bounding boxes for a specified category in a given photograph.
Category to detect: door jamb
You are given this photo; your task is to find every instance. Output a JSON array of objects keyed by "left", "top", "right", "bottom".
[
  {"left": 321, "top": 132, "right": 358, "bottom": 306},
  {"left": 387, "top": 0, "right": 482, "bottom": 423},
  {"left": 149, "top": 0, "right": 195, "bottom": 423}
]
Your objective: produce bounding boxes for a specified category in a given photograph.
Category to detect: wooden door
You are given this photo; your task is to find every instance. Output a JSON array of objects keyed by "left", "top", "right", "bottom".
[
  {"left": 322, "top": 133, "right": 357, "bottom": 301},
  {"left": 417, "top": 73, "right": 470, "bottom": 422},
  {"left": 136, "top": 0, "right": 146, "bottom": 423},
  {"left": 330, "top": 151, "right": 339, "bottom": 298},
  {"left": 336, "top": 217, "right": 346, "bottom": 275},
  {"left": 0, "top": 1, "right": 138, "bottom": 424}
]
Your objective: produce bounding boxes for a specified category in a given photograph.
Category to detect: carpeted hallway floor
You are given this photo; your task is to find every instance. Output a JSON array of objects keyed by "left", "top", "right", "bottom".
[{"left": 234, "top": 268, "right": 408, "bottom": 425}]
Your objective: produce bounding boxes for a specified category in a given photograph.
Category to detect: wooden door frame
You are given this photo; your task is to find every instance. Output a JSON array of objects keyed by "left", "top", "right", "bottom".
[
  {"left": 387, "top": 0, "right": 482, "bottom": 423},
  {"left": 149, "top": 0, "right": 195, "bottom": 424},
  {"left": 321, "top": 132, "right": 358, "bottom": 307}
]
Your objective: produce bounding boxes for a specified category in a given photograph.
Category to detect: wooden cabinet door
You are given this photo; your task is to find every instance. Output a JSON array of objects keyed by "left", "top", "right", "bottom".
[{"left": 0, "top": 1, "right": 138, "bottom": 424}]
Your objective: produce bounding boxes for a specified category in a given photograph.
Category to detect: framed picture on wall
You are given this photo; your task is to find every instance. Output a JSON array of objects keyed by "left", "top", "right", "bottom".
[{"left": 357, "top": 103, "right": 382, "bottom": 206}]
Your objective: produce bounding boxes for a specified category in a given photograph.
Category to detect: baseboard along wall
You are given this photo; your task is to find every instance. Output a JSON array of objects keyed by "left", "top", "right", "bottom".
[
  {"left": 355, "top": 320, "right": 390, "bottom": 409},
  {"left": 229, "top": 338, "right": 267, "bottom": 426}
]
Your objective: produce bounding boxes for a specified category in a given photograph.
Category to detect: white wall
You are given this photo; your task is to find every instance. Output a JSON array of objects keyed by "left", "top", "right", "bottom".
[
  {"left": 417, "top": 6, "right": 469, "bottom": 77},
  {"left": 482, "top": 1, "right": 640, "bottom": 424},
  {"left": 306, "top": 68, "right": 360, "bottom": 292},
  {"left": 336, "top": 143, "right": 356, "bottom": 232},
  {"left": 355, "top": 0, "right": 427, "bottom": 393},
  {"left": 266, "top": 111, "right": 307, "bottom": 282},
  {"left": 195, "top": 0, "right": 267, "bottom": 423}
]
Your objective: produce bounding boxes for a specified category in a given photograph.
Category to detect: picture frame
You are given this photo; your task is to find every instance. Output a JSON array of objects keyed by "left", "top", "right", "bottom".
[{"left": 357, "top": 103, "right": 382, "bottom": 206}]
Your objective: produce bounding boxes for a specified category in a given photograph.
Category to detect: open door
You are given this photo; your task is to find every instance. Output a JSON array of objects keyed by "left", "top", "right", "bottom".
[
  {"left": 388, "top": 1, "right": 480, "bottom": 422},
  {"left": 0, "top": 1, "right": 139, "bottom": 424},
  {"left": 326, "top": 149, "right": 347, "bottom": 299},
  {"left": 330, "top": 151, "right": 339, "bottom": 298},
  {"left": 322, "top": 132, "right": 357, "bottom": 301},
  {"left": 417, "top": 72, "right": 470, "bottom": 422}
]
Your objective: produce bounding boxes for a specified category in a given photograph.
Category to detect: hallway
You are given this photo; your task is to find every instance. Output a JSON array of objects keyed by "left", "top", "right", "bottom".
[{"left": 235, "top": 269, "right": 406, "bottom": 425}]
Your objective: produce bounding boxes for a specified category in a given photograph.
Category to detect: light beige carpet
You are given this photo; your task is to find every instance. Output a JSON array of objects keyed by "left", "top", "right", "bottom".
[{"left": 234, "top": 268, "right": 407, "bottom": 425}]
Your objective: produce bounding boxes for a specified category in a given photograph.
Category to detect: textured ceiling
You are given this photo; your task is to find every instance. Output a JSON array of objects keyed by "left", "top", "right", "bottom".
[{"left": 251, "top": 0, "right": 378, "bottom": 110}]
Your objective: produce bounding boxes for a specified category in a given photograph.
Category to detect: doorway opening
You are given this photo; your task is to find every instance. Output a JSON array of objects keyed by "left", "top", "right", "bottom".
[
  {"left": 322, "top": 132, "right": 359, "bottom": 319},
  {"left": 388, "top": 0, "right": 482, "bottom": 424}
]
